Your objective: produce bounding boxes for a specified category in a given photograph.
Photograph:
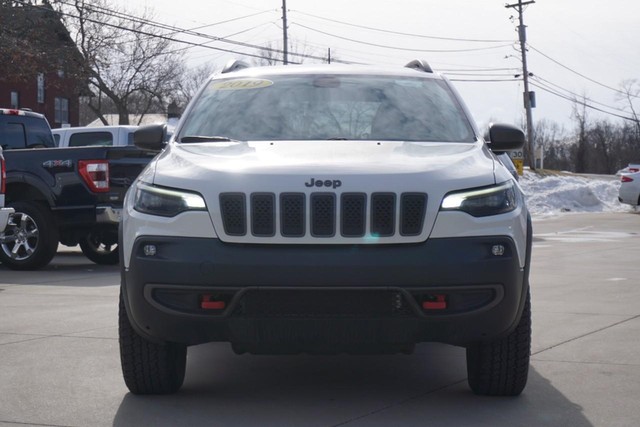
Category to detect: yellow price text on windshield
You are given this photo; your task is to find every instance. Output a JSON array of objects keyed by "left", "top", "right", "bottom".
[{"left": 212, "top": 79, "right": 273, "bottom": 91}]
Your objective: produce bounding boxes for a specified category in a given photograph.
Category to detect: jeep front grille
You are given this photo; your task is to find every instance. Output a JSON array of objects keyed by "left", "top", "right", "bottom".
[
  {"left": 220, "top": 193, "right": 246, "bottom": 236},
  {"left": 219, "top": 192, "right": 427, "bottom": 239}
]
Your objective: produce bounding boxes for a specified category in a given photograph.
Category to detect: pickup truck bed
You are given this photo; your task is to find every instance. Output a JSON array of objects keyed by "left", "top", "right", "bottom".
[{"left": 2, "top": 145, "right": 153, "bottom": 269}]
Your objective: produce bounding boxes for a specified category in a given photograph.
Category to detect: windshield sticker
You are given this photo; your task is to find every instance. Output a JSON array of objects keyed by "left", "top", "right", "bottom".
[{"left": 212, "top": 79, "right": 273, "bottom": 91}]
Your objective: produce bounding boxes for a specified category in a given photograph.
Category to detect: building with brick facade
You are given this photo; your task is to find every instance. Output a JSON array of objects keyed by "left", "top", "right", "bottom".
[{"left": 0, "top": 1, "right": 86, "bottom": 128}]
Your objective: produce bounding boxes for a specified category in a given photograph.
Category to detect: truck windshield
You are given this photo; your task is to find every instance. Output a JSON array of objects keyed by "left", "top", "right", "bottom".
[{"left": 179, "top": 74, "right": 475, "bottom": 142}]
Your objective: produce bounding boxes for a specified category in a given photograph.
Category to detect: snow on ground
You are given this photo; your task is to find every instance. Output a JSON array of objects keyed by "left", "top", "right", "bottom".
[{"left": 519, "top": 170, "right": 631, "bottom": 217}]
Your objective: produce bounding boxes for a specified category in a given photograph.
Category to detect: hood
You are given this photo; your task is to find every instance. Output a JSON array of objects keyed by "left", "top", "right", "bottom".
[{"left": 150, "top": 140, "right": 496, "bottom": 190}]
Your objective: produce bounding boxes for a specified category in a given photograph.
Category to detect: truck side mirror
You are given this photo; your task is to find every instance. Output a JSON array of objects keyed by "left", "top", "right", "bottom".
[
  {"left": 134, "top": 124, "right": 166, "bottom": 151},
  {"left": 486, "top": 123, "right": 525, "bottom": 154}
]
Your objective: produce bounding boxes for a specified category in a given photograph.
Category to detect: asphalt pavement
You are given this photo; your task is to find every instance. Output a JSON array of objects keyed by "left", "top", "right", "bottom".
[{"left": 1, "top": 212, "right": 639, "bottom": 427}]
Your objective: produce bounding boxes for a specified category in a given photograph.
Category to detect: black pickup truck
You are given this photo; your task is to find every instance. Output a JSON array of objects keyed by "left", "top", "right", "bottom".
[{"left": 0, "top": 108, "right": 153, "bottom": 270}]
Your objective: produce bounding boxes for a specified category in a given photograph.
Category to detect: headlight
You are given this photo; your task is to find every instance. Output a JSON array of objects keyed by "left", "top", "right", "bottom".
[
  {"left": 133, "top": 182, "right": 206, "bottom": 217},
  {"left": 440, "top": 181, "right": 520, "bottom": 217}
]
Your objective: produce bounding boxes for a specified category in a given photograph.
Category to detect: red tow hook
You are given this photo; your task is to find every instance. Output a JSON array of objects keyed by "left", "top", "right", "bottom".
[
  {"left": 201, "top": 295, "right": 226, "bottom": 310},
  {"left": 422, "top": 294, "right": 447, "bottom": 310}
]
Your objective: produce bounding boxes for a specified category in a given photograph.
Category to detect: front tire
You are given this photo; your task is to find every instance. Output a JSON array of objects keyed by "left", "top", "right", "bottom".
[
  {"left": 466, "top": 290, "right": 531, "bottom": 396},
  {"left": 79, "top": 230, "right": 119, "bottom": 265},
  {"left": 0, "top": 201, "right": 59, "bottom": 270},
  {"left": 118, "top": 292, "right": 187, "bottom": 394}
]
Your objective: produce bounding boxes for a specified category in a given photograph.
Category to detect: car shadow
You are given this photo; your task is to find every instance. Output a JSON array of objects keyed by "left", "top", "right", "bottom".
[
  {"left": 0, "top": 249, "right": 119, "bottom": 286},
  {"left": 112, "top": 342, "right": 591, "bottom": 427}
]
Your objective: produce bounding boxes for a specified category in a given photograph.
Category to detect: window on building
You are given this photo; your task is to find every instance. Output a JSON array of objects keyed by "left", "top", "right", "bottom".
[
  {"left": 37, "top": 73, "right": 45, "bottom": 104},
  {"left": 10, "top": 92, "right": 19, "bottom": 109},
  {"left": 54, "top": 97, "right": 69, "bottom": 124}
]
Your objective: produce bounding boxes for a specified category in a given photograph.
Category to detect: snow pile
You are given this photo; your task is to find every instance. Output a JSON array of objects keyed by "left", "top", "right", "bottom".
[{"left": 519, "top": 170, "right": 628, "bottom": 216}]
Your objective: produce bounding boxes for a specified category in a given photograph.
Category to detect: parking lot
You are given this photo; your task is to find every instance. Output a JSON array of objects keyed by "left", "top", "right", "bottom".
[{"left": 1, "top": 212, "right": 639, "bottom": 427}]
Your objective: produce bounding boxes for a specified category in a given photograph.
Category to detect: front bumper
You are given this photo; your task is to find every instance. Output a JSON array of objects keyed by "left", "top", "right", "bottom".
[
  {"left": 0, "top": 207, "right": 14, "bottom": 233},
  {"left": 122, "top": 235, "right": 529, "bottom": 351}
]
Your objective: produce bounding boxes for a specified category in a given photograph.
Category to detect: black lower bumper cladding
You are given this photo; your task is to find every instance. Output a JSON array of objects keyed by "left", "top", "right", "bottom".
[{"left": 122, "top": 235, "right": 528, "bottom": 351}]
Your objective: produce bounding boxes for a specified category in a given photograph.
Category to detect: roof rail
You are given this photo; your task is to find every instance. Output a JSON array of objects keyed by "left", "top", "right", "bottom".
[
  {"left": 404, "top": 59, "right": 433, "bottom": 73},
  {"left": 221, "top": 59, "right": 251, "bottom": 74}
]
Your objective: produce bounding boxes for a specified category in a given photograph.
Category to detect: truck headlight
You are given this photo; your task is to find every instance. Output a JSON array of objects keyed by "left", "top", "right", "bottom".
[
  {"left": 133, "top": 182, "right": 206, "bottom": 217},
  {"left": 440, "top": 181, "right": 520, "bottom": 217}
]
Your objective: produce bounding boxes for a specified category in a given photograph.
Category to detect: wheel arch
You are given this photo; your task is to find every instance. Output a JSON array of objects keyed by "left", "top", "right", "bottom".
[{"left": 5, "top": 175, "right": 54, "bottom": 207}]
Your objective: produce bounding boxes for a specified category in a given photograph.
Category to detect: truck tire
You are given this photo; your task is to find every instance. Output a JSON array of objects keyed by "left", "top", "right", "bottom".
[
  {"left": 119, "top": 292, "right": 187, "bottom": 394},
  {"left": 79, "top": 231, "right": 119, "bottom": 265},
  {"left": 0, "top": 201, "right": 59, "bottom": 270},
  {"left": 466, "top": 290, "right": 531, "bottom": 396}
]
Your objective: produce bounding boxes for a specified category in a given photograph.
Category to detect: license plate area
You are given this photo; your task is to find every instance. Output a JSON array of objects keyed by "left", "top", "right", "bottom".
[{"left": 242, "top": 289, "right": 413, "bottom": 318}]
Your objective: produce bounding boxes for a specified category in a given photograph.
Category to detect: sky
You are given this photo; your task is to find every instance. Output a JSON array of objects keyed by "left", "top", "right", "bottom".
[{"left": 119, "top": 0, "right": 640, "bottom": 133}]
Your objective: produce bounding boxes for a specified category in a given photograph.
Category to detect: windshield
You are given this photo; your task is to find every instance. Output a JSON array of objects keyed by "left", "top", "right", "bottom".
[{"left": 179, "top": 74, "right": 475, "bottom": 142}]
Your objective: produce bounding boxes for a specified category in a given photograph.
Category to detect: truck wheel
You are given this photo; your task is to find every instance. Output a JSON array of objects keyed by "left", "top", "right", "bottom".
[
  {"left": 466, "top": 290, "right": 531, "bottom": 396},
  {"left": 79, "top": 231, "right": 119, "bottom": 265},
  {"left": 0, "top": 201, "right": 59, "bottom": 270},
  {"left": 119, "top": 292, "right": 187, "bottom": 394}
]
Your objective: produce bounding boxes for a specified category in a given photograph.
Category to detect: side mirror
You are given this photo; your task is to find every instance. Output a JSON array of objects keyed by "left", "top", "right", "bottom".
[
  {"left": 134, "top": 124, "right": 166, "bottom": 151},
  {"left": 486, "top": 123, "right": 525, "bottom": 154}
]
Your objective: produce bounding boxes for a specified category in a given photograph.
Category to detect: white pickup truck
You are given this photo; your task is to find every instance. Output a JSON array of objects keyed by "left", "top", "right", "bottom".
[
  {"left": 118, "top": 61, "right": 532, "bottom": 397},
  {"left": 0, "top": 146, "right": 14, "bottom": 232},
  {"left": 52, "top": 125, "right": 139, "bottom": 148}
]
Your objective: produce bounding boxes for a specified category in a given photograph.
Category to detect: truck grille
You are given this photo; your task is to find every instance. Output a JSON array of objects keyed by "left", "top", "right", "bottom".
[{"left": 219, "top": 192, "right": 427, "bottom": 239}]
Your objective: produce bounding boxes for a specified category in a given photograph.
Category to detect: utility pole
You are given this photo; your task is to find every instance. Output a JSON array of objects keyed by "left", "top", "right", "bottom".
[
  {"left": 282, "top": 0, "right": 288, "bottom": 65},
  {"left": 506, "top": 0, "right": 536, "bottom": 169}
]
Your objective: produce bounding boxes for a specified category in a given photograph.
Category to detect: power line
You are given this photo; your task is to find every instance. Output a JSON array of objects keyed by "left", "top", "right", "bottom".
[
  {"left": 439, "top": 67, "right": 520, "bottom": 72},
  {"left": 112, "top": 21, "right": 279, "bottom": 66},
  {"left": 292, "top": 22, "right": 515, "bottom": 53},
  {"left": 449, "top": 78, "right": 518, "bottom": 82},
  {"left": 19, "top": 0, "right": 293, "bottom": 63},
  {"left": 55, "top": 0, "right": 284, "bottom": 55},
  {"left": 61, "top": 0, "right": 277, "bottom": 34},
  {"left": 51, "top": 1, "right": 297, "bottom": 62},
  {"left": 529, "top": 82, "right": 639, "bottom": 122},
  {"left": 291, "top": 10, "right": 512, "bottom": 43},
  {"left": 444, "top": 72, "right": 518, "bottom": 77},
  {"left": 531, "top": 75, "right": 631, "bottom": 115},
  {"left": 30, "top": 0, "right": 354, "bottom": 64},
  {"left": 528, "top": 44, "right": 639, "bottom": 99},
  {"left": 55, "top": 0, "right": 277, "bottom": 43}
]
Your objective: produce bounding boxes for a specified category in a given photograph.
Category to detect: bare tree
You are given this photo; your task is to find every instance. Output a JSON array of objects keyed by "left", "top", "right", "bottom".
[
  {"left": 534, "top": 119, "right": 569, "bottom": 170},
  {"left": 254, "top": 41, "right": 283, "bottom": 66},
  {"left": 572, "top": 94, "right": 590, "bottom": 173},
  {"left": 617, "top": 79, "right": 640, "bottom": 138},
  {"left": 177, "top": 62, "right": 218, "bottom": 108},
  {"left": 587, "top": 120, "right": 617, "bottom": 173},
  {"left": 58, "top": 0, "right": 185, "bottom": 125}
]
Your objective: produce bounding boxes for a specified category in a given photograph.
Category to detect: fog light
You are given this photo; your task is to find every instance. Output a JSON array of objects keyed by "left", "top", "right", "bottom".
[
  {"left": 491, "top": 245, "right": 505, "bottom": 256},
  {"left": 143, "top": 244, "right": 157, "bottom": 257}
]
